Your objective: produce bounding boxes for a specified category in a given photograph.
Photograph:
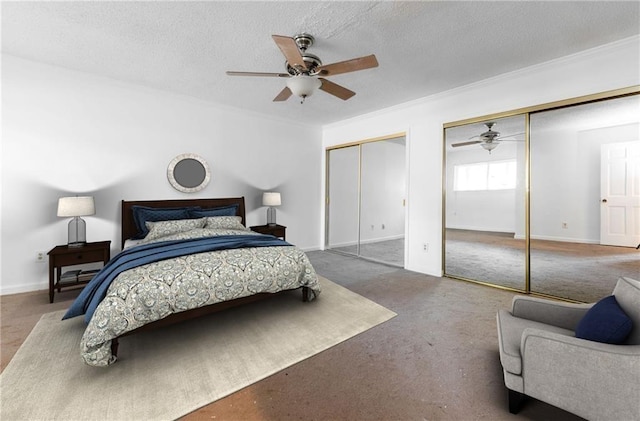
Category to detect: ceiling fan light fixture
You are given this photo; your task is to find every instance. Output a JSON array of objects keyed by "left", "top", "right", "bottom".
[
  {"left": 481, "top": 142, "right": 499, "bottom": 153},
  {"left": 286, "top": 75, "right": 321, "bottom": 100},
  {"left": 227, "top": 33, "right": 377, "bottom": 103}
]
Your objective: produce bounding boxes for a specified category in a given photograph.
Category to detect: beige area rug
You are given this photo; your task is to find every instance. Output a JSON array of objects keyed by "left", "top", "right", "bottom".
[{"left": 0, "top": 277, "right": 396, "bottom": 420}]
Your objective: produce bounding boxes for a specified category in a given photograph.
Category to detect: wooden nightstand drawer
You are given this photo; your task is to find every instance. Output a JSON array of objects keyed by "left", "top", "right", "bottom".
[{"left": 54, "top": 249, "right": 104, "bottom": 266}]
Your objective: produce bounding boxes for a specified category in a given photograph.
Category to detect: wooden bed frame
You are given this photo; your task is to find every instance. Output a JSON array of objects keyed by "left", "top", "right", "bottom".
[
  {"left": 110, "top": 197, "right": 309, "bottom": 358},
  {"left": 121, "top": 197, "right": 248, "bottom": 248}
]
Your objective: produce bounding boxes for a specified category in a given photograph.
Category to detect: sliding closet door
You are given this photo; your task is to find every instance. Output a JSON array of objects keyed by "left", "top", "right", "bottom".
[
  {"left": 444, "top": 90, "right": 639, "bottom": 301},
  {"left": 444, "top": 115, "right": 527, "bottom": 291},
  {"left": 327, "top": 146, "right": 360, "bottom": 255},
  {"left": 326, "top": 136, "right": 407, "bottom": 266},
  {"left": 360, "top": 138, "right": 406, "bottom": 266},
  {"left": 529, "top": 95, "right": 640, "bottom": 302}
]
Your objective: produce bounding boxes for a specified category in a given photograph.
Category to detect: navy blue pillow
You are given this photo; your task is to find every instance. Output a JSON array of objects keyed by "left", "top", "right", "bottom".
[
  {"left": 188, "top": 205, "right": 238, "bottom": 218},
  {"left": 132, "top": 206, "right": 199, "bottom": 239},
  {"left": 575, "top": 295, "right": 633, "bottom": 344}
]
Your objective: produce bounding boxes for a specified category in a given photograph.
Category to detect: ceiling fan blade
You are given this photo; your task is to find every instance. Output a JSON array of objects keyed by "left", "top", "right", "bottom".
[
  {"left": 272, "top": 35, "right": 307, "bottom": 71},
  {"left": 452, "top": 140, "right": 482, "bottom": 147},
  {"left": 226, "top": 71, "right": 290, "bottom": 78},
  {"left": 498, "top": 132, "right": 525, "bottom": 139},
  {"left": 273, "top": 87, "right": 292, "bottom": 102},
  {"left": 319, "top": 78, "right": 356, "bottom": 100},
  {"left": 318, "top": 54, "right": 378, "bottom": 76}
]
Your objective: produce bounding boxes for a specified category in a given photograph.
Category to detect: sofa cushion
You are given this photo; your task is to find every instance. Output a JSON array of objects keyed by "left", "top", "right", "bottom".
[
  {"left": 575, "top": 295, "right": 633, "bottom": 344},
  {"left": 612, "top": 277, "right": 640, "bottom": 345},
  {"left": 497, "top": 309, "right": 574, "bottom": 375}
]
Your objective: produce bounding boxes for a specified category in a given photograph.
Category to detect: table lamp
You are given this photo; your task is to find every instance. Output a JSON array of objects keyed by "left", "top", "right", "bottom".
[
  {"left": 262, "top": 192, "right": 281, "bottom": 226},
  {"left": 57, "top": 196, "right": 95, "bottom": 247}
]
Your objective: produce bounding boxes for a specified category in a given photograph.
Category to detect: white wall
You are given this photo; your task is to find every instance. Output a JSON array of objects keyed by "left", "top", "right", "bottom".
[
  {"left": 322, "top": 36, "right": 640, "bottom": 276},
  {"left": 1, "top": 55, "right": 323, "bottom": 294},
  {"left": 531, "top": 122, "right": 640, "bottom": 242}
]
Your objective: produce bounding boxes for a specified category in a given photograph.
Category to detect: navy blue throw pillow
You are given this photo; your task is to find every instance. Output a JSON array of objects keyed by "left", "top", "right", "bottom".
[
  {"left": 575, "top": 295, "right": 633, "bottom": 344},
  {"left": 132, "top": 206, "right": 199, "bottom": 239},
  {"left": 188, "top": 205, "right": 238, "bottom": 219}
]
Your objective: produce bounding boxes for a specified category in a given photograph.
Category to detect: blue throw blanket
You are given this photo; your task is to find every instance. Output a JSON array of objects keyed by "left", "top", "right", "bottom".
[{"left": 63, "top": 235, "right": 291, "bottom": 322}]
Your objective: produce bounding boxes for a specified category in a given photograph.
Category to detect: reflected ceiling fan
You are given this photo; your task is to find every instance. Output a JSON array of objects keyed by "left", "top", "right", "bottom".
[
  {"left": 451, "top": 122, "right": 524, "bottom": 153},
  {"left": 226, "top": 33, "right": 378, "bottom": 103}
]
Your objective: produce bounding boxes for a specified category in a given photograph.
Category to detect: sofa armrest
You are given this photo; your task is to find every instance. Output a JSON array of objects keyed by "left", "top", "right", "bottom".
[
  {"left": 520, "top": 328, "right": 640, "bottom": 421},
  {"left": 511, "top": 295, "right": 592, "bottom": 330}
]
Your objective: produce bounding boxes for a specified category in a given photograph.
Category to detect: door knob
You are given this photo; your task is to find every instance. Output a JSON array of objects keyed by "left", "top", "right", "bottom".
[{"left": 602, "top": 199, "right": 607, "bottom": 203}]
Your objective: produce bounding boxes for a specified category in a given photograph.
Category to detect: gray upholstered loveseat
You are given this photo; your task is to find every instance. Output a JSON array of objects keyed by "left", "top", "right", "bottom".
[{"left": 496, "top": 277, "right": 640, "bottom": 420}]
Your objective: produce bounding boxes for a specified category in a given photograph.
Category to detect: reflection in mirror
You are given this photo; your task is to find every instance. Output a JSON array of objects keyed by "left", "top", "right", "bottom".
[
  {"left": 360, "top": 138, "right": 406, "bottom": 266},
  {"left": 327, "top": 146, "right": 360, "bottom": 256},
  {"left": 167, "top": 154, "right": 211, "bottom": 193},
  {"left": 444, "top": 115, "right": 527, "bottom": 291},
  {"left": 326, "top": 137, "right": 407, "bottom": 267},
  {"left": 530, "top": 94, "right": 640, "bottom": 302}
]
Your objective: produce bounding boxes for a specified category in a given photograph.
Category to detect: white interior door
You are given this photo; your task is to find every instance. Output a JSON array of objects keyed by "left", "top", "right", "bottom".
[{"left": 600, "top": 141, "right": 640, "bottom": 247}]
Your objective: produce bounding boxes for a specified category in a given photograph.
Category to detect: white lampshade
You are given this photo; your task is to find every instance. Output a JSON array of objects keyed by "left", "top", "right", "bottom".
[
  {"left": 286, "top": 75, "right": 321, "bottom": 98},
  {"left": 262, "top": 192, "right": 281, "bottom": 207},
  {"left": 57, "top": 196, "right": 95, "bottom": 217}
]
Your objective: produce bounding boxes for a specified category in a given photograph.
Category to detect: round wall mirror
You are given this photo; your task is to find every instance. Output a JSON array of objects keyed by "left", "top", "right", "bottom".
[{"left": 167, "top": 153, "right": 211, "bottom": 193}]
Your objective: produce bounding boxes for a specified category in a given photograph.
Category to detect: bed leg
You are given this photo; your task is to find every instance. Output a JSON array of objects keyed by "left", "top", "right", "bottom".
[
  {"left": 111, "top": 338, "right": 119, "bottom": 358},
  {"left": 302, "top": 286, "right": 310, "bottom": 302}
]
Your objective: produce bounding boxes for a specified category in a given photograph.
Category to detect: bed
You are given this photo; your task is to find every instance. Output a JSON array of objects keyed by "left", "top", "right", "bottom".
[{"left": 63, "top": 197, "right": 320, "bottom": 366}]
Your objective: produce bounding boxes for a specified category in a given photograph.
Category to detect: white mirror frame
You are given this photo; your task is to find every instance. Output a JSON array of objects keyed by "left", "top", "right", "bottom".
[{"left": 167, "top": 153, "right": 211, "bottom": 193}]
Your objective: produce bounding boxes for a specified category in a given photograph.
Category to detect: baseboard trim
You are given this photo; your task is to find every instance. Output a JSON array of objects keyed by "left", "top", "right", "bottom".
[
  {"left": 1, "top": 281, "right": 48, "bottom": 296},
  {"left": 328, "top": 235, "right": 405, "bottom": 249}
]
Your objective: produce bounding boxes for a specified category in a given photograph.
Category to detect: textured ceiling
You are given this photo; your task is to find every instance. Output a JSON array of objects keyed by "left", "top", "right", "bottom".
[{"left": 2, "top": 1, "right": 639, "bottom": 126}]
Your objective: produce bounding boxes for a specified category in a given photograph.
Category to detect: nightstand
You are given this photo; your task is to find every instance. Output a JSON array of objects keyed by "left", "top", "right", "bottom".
[
  {"left": 250, "top": 224, "right": 286, "bottom": 240},
  {"left": 47, "top": 241, "right": 111, "bottom": 303}
]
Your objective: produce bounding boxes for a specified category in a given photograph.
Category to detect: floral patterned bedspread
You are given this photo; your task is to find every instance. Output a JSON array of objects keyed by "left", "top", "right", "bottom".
[{"left": 79, "top": 228, "right": 320, "bottom": 366}]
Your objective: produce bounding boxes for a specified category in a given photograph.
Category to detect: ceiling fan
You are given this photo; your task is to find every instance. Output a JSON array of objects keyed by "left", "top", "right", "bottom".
[
  {"left": 226, "top": 33, "right": 378, "bottom": 103},
  {"left": 451, "top": 122, "right": 524, "bottom": 153}
]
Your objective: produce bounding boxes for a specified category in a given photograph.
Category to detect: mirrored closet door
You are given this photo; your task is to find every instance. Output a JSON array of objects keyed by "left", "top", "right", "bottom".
[
  {"left": 444, "top": 115, "right": 527, "bottom": 291},
  {"left": 444, "top": 88, "right": 640, "bottom": 303},
  {"left": 327, "top": 145, "right": 360, "bottom": 256},
  {"left": 326, "top": 135, "right": 407, "bottom": 267},
  {"left": 529, "top": 94, "right": 640, "bottom": 302}
]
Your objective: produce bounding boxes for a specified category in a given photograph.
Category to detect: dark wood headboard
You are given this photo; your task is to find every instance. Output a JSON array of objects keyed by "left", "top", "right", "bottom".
[{"left": 121, "top": 197, "right": 246, "bottom": 248}]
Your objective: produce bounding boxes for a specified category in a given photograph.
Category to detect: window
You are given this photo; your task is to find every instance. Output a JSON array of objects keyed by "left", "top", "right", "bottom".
[{"left": 454, "top": 160, "right": 516, "bottom": 191}]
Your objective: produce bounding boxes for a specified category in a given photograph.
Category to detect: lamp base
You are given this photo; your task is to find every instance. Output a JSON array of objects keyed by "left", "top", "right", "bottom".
[
  {"left": 266, "top": 207, "right": 277, "bottom": 226},
  {"left": 68, "top": 216, "right": 87, "bottom": 246}
]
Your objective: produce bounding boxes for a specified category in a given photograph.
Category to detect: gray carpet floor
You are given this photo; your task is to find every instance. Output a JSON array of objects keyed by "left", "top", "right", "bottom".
[
  {"left": 205, "top": 250, "right": 581, "bottom": 421},
  {"left": 329, "top": 230, "right": 638, "bottom": 302},
  {"left": 329, "top": 238, "right": 405, "bottom": 267},
  {"left": 446, "top": 229, "right": 639, "bottom": 302}
]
